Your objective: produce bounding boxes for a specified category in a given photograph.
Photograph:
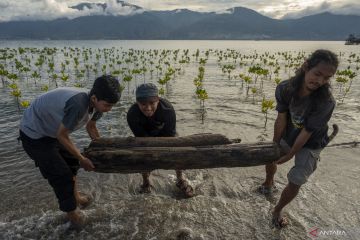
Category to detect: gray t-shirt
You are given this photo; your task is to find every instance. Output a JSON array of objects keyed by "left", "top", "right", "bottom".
[
  {"left": 275, "top": 80, "right": 335, "bottom": 149},
  {"left": 20, "top": 87, "right": 102, "bottom": 139}
]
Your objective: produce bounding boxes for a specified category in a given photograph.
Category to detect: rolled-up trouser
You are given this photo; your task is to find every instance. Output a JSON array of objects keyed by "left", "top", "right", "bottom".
[{"left": 19, "top": 131, "right": 80, "bottom": 212}]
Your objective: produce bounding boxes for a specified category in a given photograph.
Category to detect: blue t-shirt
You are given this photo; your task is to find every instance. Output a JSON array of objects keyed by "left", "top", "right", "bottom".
[
  {"left": 275, "top": 80, "right": 335, "bottom": 149},
  {"left": 20, "top": 87, "right": 102, "bottom": 139}
]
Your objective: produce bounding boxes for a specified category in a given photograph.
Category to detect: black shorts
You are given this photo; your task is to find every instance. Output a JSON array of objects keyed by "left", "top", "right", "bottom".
[{"left": 20, "top": 130, "right": 79, "bottom": 212}]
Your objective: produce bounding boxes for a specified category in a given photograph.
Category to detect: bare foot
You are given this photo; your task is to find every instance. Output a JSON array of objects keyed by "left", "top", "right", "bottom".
[
  {"left": 75, "top": 192, "right": 92, "bottom": 208},
  {"left": 176, "top": 179, "right": 194, "bottom": 198},
  {"left": 67, "top": 210, "right": 85, "bottom": 229},
  {"left": 139, "top": 182, "right": 153, "bottom": 194},
  {"left": 272, "top": 211, "right": 288, "bottom": 229}
]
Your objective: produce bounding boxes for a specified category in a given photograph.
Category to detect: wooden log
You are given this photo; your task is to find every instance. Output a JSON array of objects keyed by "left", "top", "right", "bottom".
[
  {"left": 84, "top": 142, "right": 286, "bottom": 173},
  {"left": 87, "top": 133, "right": 233, "bottom": 149},
  {"left": 83, "top": 125, "right": 338, "bottom": 174}
]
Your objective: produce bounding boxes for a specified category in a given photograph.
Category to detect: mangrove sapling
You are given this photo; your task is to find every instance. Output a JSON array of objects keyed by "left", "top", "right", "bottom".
[
  {"left": 248, "top": 65, "right": 265, "bottom": 87},
  {"left": 274, "top": 77, "right": 281, "bottom": 85},
  {"left": 257, "top": 68, "right": 269, "bottom": 92},
  {"left": 273, "top": 66, "right": 280, "bottom": 80},
  {"left": 51, "top": 73, "right": 58, "bottom": 88},
  {"left": 93, "top": 67, "right": 99, "bottom": 77},
  {"left": 244, "top": 76, "right": 252, "bottom": 97},
  {"left": 22, "top": 67, "right": 30, "bottom": 84},
  {"left": 20, "top": 100, "right": 30, "bottom": 109},
  {"left": 336, "top": 69, "right": 357, "bottom": 103},
  {"left": 60, "top": 73, "right": 69, "bottom": 86},
  {"left": 75, "top": 72, "right": 85, "bottom": 87},
  {"left": 0, "top": 67, "right": 9, "bottom": 87},
  {"left": 41, "top": 85, "right": 49, "bottom": 92},
  {"left": 251, "top": 87, "right": 257, "bottom": 104},
  {"left": 47, "top": 61, "right": 54, "bottom": 75},
  {"left": 261, "top": 98, "right": 275, "bottom": 129},
  {"left": 85, "top": 64, "right": 91, "bottom": 78},
  {"left": 131, "top": 68, "right": 142, "bottom": 86},
  {"left": 123, "top": 74, "right": 133, "bottom": 96},
  {"left": 158, "top": 74, "right": 170, "bottom": 96},
  {"left": 14, "top": 59, "right": 23, "bottom": 77},
  {"left": 111, "top": 70, "right": 121, "bottom": 79},
  {"left": 199, "top": 58, "right": 207, "bottom": 65},
  {"left": 196, "top": 88, "right": 208, "bottom": 109},
  {"left": 195, "top": 49, "right": 200, "bottom": 61},
  {"left": 31, "top": 71, "right": 40, "bottom": 86},
  {"left": 7, "top": 73, "right": 18, "bottom": 86},
  {"left": 9, "top": 83, "right": 21, "bottom": 112},
  {"left": 101, "top": 64, "right": 107, "bottom": 75},
  {"left": 238, "top": 73, "right": 246, "bottom": 89},
  {"left": 140, "top": 66, "right": 147, "bottom": 83}
]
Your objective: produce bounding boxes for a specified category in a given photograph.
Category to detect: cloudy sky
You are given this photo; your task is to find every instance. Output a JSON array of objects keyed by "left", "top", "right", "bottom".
[{"left": 0, "top": 0, "right": 359, "bottom": 22}]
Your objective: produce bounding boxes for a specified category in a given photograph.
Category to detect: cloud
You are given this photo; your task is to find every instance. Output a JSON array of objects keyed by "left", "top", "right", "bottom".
[
  {"left": 281, "top": 1, "right": 331, "bottom": 19},
  {"left": 0, "top": 0, "right": 143, "bottom": 23},
  {"left": 131, "top": 0, "right": 360, "bottom": 18},
  {"left": 0, "top": 0, "right": 358, "bottom": 22},
  {"left": 281, "top": 1, "right": 360, "bottom": 19},
  {"left": 104, "top": 0, "right": 144, "bottom": 16},
  {"left": 329, "top": 2, "right": 360, "bottom": 15}
]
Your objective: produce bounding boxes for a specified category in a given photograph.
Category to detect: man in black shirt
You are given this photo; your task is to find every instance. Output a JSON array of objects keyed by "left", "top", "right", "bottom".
[
  {"left": 259, "top": 50, "right": 339, "bottom": 229},
  {"left": 127, "top": 83, "right": 194, "bottom": 198}
]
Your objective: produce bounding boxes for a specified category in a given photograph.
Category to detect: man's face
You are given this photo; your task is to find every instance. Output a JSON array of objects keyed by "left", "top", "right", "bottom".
[
  {"left": 92, "top": 96, "right": 115, "bottom": 113},
  {"left": 137, "top": 97, "right": 160, "bottom": 117},
  {"left": 304, "top": 62, "right": 336, "bottom": 92}
]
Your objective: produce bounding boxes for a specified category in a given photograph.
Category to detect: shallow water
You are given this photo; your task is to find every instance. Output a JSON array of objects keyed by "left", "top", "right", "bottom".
[{"left": 0, "top": 41, "right": 359, "bottom": 239}]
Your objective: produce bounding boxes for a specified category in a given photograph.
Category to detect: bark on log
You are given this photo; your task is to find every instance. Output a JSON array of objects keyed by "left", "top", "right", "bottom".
[
  {"left": 84, "top": 142, "right": 286, "bottom": 173},
  {"left": 83, "top": 125, "right": 339, "bottom": 174},
  {"left": 88, "top": 133, "right": 233, "bottom": 149}
]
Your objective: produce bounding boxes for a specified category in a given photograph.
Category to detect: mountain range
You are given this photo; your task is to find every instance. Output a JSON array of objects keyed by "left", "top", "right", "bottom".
[{"left": 0, "top": 1, "right": 359, "bottom": 40}]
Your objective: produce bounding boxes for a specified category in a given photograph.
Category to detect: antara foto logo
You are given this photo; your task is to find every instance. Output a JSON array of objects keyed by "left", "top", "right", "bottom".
[{"left": 308, "top": 227, "right": 319, "bottom": 238}]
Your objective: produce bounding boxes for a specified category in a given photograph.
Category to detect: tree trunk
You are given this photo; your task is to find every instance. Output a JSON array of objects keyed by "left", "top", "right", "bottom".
[
  {"left": 84, "top": 140, "right": 286, "bottom": 174},
  {"left": 87, "top": 133, "right": 234, "bottom": 149}
]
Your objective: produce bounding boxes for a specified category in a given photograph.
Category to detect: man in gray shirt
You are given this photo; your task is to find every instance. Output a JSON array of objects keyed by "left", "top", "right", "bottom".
[{"left": 19, "top": 75, "right": 121, "bottom": 227}]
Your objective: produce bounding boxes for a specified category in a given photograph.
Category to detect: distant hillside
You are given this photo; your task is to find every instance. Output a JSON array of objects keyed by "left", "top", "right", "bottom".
[{"left": 0, "top": 4, "right": 359, "bottom": 40}]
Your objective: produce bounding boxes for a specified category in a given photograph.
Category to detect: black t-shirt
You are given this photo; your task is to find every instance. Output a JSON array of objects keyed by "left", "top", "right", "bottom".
[
  {"left": 275, "top": 80, "right": 335, "bottom": 149},
  {"left": 127, "top": 98, "right": 176, "bottom": 137}
]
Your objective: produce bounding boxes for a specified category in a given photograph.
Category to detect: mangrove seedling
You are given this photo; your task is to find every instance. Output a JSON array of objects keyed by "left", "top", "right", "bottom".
[
  {"left": 9, "top": 83, "right": 21, "bottom": 112},
  {"left": 20, "top": 100, "right": 30, "bottom": 108},
  {"left": 261, "top": 98, "right": 275, "bottom": 129},
  {"left": 123, "top": 74, "right": 133, "bottom": 95},
  {"left": 251, "top": 87, "right": 257, "bottom": 104}
]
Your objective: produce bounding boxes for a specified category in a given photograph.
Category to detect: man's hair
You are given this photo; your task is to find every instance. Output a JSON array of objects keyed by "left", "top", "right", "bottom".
[
  {"left": 89, "top": 75, "right": 121, "bottom": 103},
  {"left": 289, "top": 49, "right": 339, "bottom": 102}
]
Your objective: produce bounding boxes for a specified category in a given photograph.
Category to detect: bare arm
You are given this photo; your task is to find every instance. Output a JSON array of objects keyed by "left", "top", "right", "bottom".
[
  {"left": 86, "top": 120, "right": 100, "bottom": 140},
  {"left": 276, "top": 128, "right": 312, "bottom": 164},
  {"left": 273, "top": 112, "right": 287, "bottom": 144},
  {"left": 57, "top": 123, "right": 95, "bottom": 171}
]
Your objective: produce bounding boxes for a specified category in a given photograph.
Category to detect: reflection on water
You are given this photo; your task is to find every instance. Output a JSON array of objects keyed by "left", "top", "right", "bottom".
[{"left": 0, "top": 41, "right": 359, "bottom": 239}]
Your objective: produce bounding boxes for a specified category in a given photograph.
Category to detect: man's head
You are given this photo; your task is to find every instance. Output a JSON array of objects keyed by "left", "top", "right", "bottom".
[
  {"left": 291, "top": 50, "right": 339, "bottom": 97},
  {"left": 135, "top": 83, "right": 160, "bottom": 117},
  {"left": 89, "top": 75, "right": 121, "bottom": 113},
  {"left": 302, "top": 49, "right": 339, "bottom": 92}
]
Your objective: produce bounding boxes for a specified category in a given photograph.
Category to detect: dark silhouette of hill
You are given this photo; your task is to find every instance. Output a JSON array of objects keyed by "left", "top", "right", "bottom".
[{"left": 0, "top": 5, "right": 359, "bottom": 40}]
